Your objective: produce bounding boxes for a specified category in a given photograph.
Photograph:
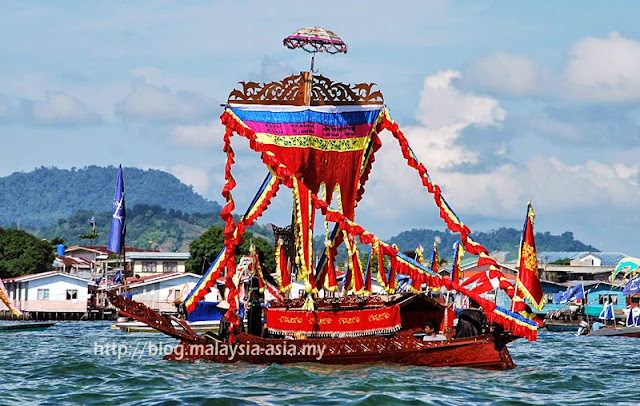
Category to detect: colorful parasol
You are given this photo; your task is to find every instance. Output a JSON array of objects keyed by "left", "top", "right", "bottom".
[
  {"left": 284, "top": 27, "right": 347, "bottom": 73},
  {"left": 283, "top": 26, "right": 347, "bottom": 54}
]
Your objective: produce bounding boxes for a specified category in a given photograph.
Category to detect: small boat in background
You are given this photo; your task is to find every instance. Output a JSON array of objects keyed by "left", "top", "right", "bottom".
[
  {"left": 0, "top": 322, "right": 55, "bottom": 333},
  {"left": 588, "top": 326, "right": 640, "bottom": 337},
  {"left": 112, "top": 319, "right": 221, "bottom": 333},
  {"left": 545, "top": 321, "right": 580, "bottom": 332}
]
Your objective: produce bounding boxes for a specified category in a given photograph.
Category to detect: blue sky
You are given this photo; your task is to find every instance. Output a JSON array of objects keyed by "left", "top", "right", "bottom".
[{"left": 2, "top": 1, "right": 640, "bottom": 256}]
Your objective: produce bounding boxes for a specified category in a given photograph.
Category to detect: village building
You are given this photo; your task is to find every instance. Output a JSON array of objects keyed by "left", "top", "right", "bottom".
[
  {"left": 536, "top": 251, "right": 628, "bottom": 282},
  {"left": 0, "top": 271, "right": 94, "bottom": 320},
  {"left": 127, "top": 252, "right": 191, "bottom": 277},
  {"left": 125, "top": 272, "right": 205, "bottom": 313},
  {"left": 53, "top": 255, "right": 96, "bottom": 280}
]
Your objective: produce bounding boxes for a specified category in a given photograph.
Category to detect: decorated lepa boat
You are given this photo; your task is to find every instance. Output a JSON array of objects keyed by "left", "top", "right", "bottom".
[{"left": 107, "top": 27, "right": 544, "bottom": 369}]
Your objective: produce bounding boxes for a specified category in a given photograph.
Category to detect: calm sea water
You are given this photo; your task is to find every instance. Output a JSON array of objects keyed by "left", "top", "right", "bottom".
[{"left": 0, "top": 321, "right": 637, "bottom": 405}]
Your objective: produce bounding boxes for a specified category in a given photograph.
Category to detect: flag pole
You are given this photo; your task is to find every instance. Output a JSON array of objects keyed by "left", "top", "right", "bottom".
[
  {"left": 511, "top": 269, "right": 520, "bottom": 312},
  {"left": 122, "top": 244, "right": 128, "bottom": 293}
]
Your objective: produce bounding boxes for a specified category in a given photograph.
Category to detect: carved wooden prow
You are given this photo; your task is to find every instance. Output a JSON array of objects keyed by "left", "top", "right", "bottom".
[{"left": 107, "top": 290, "right": 204, "bottom": 343}]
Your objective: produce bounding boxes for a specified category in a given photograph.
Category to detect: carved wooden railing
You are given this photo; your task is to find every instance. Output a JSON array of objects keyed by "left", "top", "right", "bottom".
[
  {"left": 268, "top": 293, "right": 388, "bottom": 310},
  {"left": 227, "top": 73, "right": 384, "bottom": 106}
]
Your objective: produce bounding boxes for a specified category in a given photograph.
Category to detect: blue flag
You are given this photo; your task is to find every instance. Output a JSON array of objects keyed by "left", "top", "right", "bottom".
[
  {"left": 623, "top": 276, "right": 640, "bottom": 296},
  {"left": 626, "top": 308, "right": 635, "bottom": 327},
  {"left": 599, "top": 303, "right": 615, "bottom": 320},
  {"left": 90, "top": 216, "right": 96, "bottom": 225},
  {"left": 113, "top": 270, "right": 123, "bottom": 285},
  {"left": 554, "top": 283, "right": 585, "bottom": 304},
  {"left": 107, "top": 165, "right": 126, "bottom": 255}
]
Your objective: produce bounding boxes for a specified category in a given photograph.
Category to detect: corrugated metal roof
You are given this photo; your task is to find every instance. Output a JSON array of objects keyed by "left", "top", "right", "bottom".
[
  {"left": 3, "top": 271, "right": 93, "bottom": 284},
  {"left": 65, "top": 245, "right": 159, "bottom": 255},
  {"left": 127, "top": 272, "right": 201, "bottom": 288},
  {"left": 538, "top": 251, "right": 628, "bottom": 266},
  {"left": 127, "top": 252, "right": 191, "bottom": 260}
]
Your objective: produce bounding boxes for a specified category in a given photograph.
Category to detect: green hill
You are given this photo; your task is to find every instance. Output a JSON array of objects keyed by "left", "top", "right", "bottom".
[
  {"left": 0, "top": 165, "right": 222, "bottom": 228},
  {"left": 388, "top": 227, "right": 599, "bottom": 262},
  {"left": 0, "top": 165, "right": 599, "bottom": 258},
  {"left": 34, "top": 204, "right": 273, "bottom": 252}
]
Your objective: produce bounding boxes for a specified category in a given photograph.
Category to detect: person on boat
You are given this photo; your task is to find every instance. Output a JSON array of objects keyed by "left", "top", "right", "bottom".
[
  {"left": 454, "top": 300, "right": 488, "bottom": 339},
  {"left": 422, "top": 320, "right": 447, "bottom": 341},
  {"left": 592, "top": 321, "right": 606, "bottom": 331},
  {"left": 261, "top": 301, "right": 271, "bottom": 338},
  {"left": 576, "top": 320, "right": 590, "bottom": 335},
  {"left": 247, "top": 249, "right": 279, "bottom": 337},
  {"left": 204, "top": 300, "right": 244, "bottom": 342},
  {"left": 247, "top": 264, "right": 264, "bottom": 337}
]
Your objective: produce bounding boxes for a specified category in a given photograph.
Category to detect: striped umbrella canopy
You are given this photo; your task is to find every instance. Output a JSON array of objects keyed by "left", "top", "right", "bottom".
[{"left": 283, "top": 26, "right": 347, "bottom": 54}]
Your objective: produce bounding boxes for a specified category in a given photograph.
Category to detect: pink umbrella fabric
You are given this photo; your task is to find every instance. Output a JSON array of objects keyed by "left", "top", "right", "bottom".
[{"left": 283, "top": 26, "right": 347, "bottom": 54}]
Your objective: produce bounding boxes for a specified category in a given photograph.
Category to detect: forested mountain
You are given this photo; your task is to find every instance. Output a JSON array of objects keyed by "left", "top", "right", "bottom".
[
  {"left": 0, "top": 166, "right": 221, "bottom": 227},
  {"left": 33, "top": 204, "right": 272, "bottom": 252},
  {"left": 388, "top": 228, "right": 599, "bottom": 262},
  {"left": 0, "top": 166, "right": 599, "bottom": 260},
  {"left": 37, "top": 210, "right": 597, "bottom": 260}
]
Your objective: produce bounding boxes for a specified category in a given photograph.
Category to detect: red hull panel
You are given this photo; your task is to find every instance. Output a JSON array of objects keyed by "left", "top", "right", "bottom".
[{"left": 164, "top": 331, "right": 516, "bottom": 370}]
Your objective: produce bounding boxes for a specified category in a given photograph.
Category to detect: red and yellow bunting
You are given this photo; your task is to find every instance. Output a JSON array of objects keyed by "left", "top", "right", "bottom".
[{"left": 211, "top": 107, "right": 539, "bottom": 341}]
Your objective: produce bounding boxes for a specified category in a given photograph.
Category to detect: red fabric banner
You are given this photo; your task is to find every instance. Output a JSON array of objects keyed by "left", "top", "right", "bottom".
[
  {"left": 516, "top": 203, "right": 545, "bottom": 310},
  {"left": 275, "top": 241, "right": 291, "bottom": 292},
  {"left": 266, "top": 305, "right": 402, "bottom": 337}
]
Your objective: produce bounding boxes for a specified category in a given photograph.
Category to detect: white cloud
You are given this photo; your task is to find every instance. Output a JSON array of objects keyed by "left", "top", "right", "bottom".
[
  {"left": 357, "top": 71, "right": 510, "bottom": 227},
  {"left": 168, "top": 164, "right": 212, "bottom": 196},
  {"left": 140, "top": 163, "right": 213, "bottom": 196},
  {"left": 357, "top": 71, "right": 640, "bottom": 240},
  {"left": 27, "top": 91, "right": 102, "bottom": 126},
  {"left": 394, "top": 70, "right": 506, "bottom": 171},
  {"left": 463, "top": 32, "right": 640, "bottom": 102},
  {"left": 115, "top": 80, "right": 217, "bottom": 123},
  {"left": 464, "top": 52, "right": 550, "bottom": 96},
  {"left": 170, "top": 122, "right": 225, "bottom": 148},
  {"left": 416, "top": 70, "right": 506, "bottom": 129},
  {"left": 564, "top": 32, "right": 640, "bottom": 102}
]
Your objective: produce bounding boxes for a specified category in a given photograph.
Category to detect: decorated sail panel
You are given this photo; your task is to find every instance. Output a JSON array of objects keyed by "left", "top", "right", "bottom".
[{"left": 227, "top": 104, "right": 384, "bottom": 219}]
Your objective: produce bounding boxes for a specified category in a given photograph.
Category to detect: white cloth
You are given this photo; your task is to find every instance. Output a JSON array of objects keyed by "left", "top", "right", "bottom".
[{"left": 423, "top": 334, "right": 447, "bottom": 341}]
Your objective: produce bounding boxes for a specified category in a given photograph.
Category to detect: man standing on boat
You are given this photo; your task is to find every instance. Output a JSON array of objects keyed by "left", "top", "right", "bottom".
[
  {"left": 455, "top": 300, "right": 488, "bottom": 338},
  {"left": 247, "top": 263, "right": 264, "bottom": 337}
]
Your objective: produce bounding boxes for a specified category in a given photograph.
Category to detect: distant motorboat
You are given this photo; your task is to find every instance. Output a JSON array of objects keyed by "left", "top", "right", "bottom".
[
  {"left": 0, "top": 322, "right": 55, "bottom": 333},
  {"left": 588, "top": 326, "right": 640, "bottom": 338},
  {"left": 545, "top": 320, "right": 580, "bottom": 332}
]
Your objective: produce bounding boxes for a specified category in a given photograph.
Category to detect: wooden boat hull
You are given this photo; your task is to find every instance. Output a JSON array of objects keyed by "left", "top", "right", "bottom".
[
  {"left": 588, "top": 326, "right": 640, "bottom": 337},
  {"left": 164, "top": 331, "right": 517, "bottom": 370},
  {"left": 0, "top": 322, "right": 55, "bottom": 332}
]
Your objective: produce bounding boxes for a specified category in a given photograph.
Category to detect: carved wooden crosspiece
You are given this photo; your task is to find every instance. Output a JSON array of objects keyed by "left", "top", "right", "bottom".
[
  {"left": 106, "top": 291, "right": 202, "bottom": 343},
  {"left": 227, "top": 74, "right": 384, "bottom": 106}
]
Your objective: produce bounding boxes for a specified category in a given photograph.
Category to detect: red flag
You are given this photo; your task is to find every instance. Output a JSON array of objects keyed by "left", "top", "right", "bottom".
[
  {"left": 516, "top": 202, "right": 545, "bottom": 310},
  {"left": 429, "top": 241, "right": 439, "bottom": 274},
  {"left": 275, "top": 239, "right": 291, "bottom": 292},
  {"left": 462, "top": 267, "right": 512, "bottom": 295}
]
